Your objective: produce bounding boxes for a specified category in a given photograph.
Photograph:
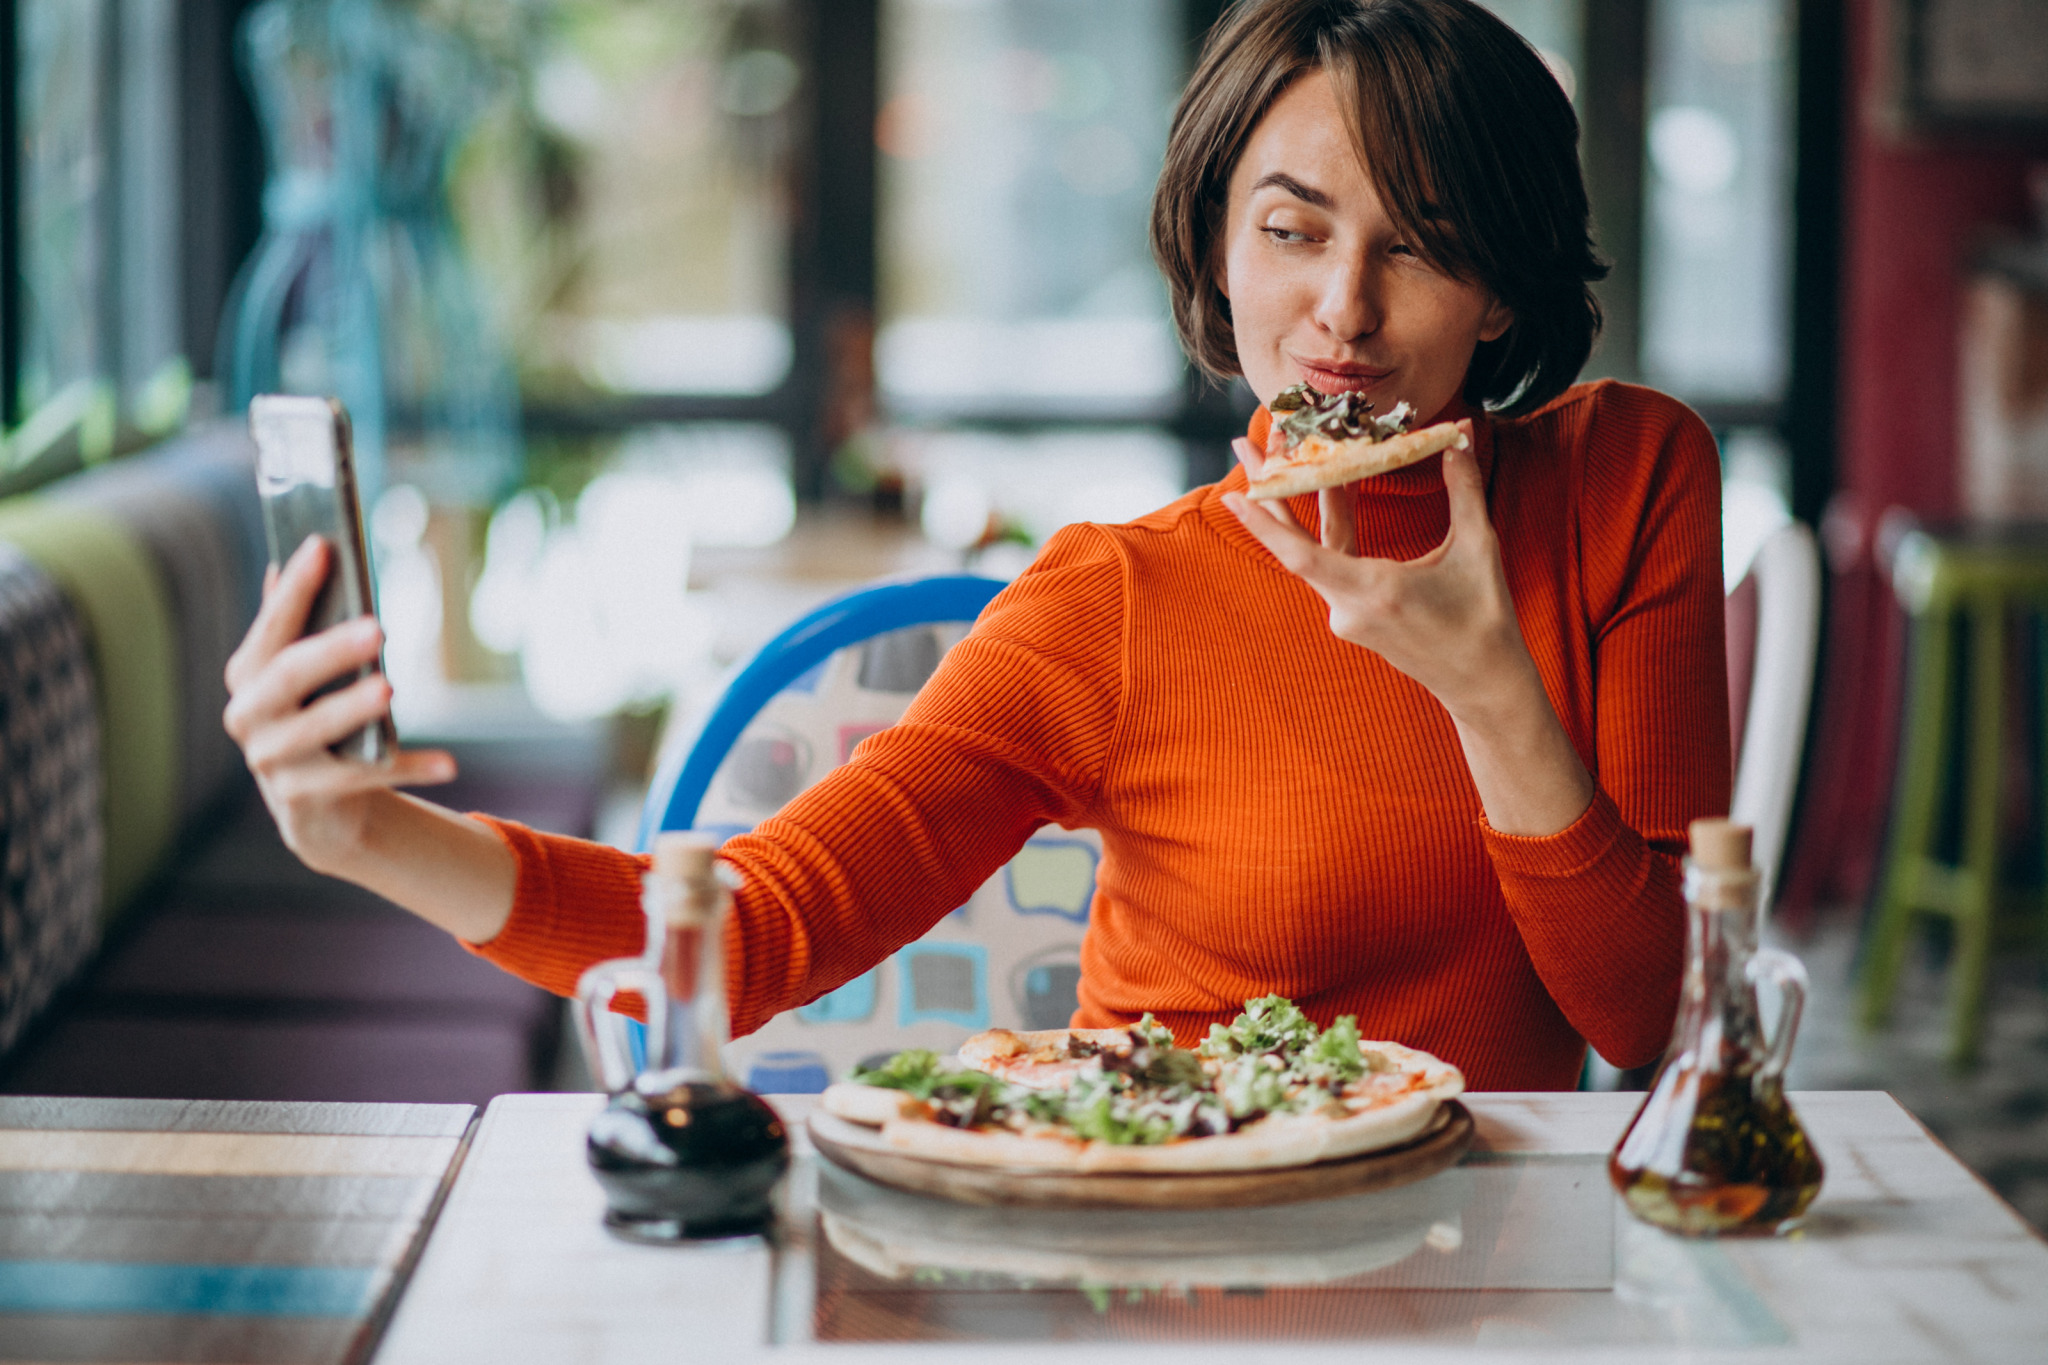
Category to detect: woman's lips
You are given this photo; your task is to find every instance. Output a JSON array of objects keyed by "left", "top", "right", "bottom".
[{"left": 1294, "top": 360, "right": 1394, "bottom": 394}]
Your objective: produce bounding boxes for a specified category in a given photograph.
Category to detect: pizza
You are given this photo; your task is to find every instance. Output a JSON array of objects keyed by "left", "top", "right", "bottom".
[
  {"left": 1246, "top": 383, "right": 1468, "bottom": 501},
  {"left": 818, "top": 996, "right": 1464, "bottom": 1175}
]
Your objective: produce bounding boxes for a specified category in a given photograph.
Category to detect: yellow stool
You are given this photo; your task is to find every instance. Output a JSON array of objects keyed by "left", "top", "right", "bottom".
[{"left": 1858, "top": 528, "right": 2048, "bottom": 1066}]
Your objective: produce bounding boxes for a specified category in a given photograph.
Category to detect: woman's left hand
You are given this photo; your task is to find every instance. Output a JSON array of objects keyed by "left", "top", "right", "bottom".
[{"left": 1220, "top": 422, "right": 1596, "bottom": 836}]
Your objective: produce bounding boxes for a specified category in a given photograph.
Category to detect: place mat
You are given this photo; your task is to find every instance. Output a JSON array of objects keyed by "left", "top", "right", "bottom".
[{"left": 0, "top": 1097, "right": 472, "bottom": 1364}]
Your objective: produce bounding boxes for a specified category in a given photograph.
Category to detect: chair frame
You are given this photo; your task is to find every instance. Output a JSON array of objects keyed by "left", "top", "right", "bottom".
[
  {"left": 637, "top": 574, "right": 1007, "bottom": 850},
  {"left": 1731, "top": 521, "right": 1823, "bottom": 917}
]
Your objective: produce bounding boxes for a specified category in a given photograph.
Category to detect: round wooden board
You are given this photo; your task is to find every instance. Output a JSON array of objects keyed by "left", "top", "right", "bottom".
[{"left": 806, "top": 1100, "right": 1473, "bottom": 1210}]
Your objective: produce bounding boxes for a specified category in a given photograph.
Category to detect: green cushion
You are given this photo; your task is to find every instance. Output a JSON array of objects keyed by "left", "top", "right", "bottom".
[{"left": 0, "top": 498, "right": 179, "bottom": 924}]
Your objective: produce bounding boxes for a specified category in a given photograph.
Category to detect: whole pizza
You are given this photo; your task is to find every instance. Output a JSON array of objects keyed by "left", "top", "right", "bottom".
[{"left": 819, "top": 996, "right": 1464, "bottom": 1175}]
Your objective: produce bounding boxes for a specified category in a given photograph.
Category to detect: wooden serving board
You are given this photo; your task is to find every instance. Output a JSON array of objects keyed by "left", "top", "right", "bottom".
[{"left": 807, "top": 1099, "right": 1473, "bottom": 1210}]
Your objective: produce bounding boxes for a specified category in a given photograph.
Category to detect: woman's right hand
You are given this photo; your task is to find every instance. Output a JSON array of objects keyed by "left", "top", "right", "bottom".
[{"left": 223, "top": 535, "right": 456, "bottom": 877}]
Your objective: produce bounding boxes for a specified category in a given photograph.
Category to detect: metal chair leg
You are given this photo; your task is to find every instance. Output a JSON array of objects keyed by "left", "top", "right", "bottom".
[
  {"left": 1950, "top": 600, "right": 2006, "bottom": 1068},
  {"left": 1861, "top": 607, "right": 1954, "bottom": 1031}
]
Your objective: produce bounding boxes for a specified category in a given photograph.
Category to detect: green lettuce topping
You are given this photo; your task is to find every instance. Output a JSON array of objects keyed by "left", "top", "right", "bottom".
[
  {"left": 852, "top": 1048, "right": 1011, "bottom": 1128},
  {"left": 1130, "top": 1012, "right": 1176, "bottom": 1051},
  {"left": 851, "top": 1048, "right": 946, "bottom": 1095},
  {"left": 1305, "top": 1015, "right": 1368, "bottom": 1083},
  {"left": 855, "top": 996, "right": 1378, "bottom": 1144},
  {"left": 1198, "top": 995, "right": 1318, "bottom": 1059}
]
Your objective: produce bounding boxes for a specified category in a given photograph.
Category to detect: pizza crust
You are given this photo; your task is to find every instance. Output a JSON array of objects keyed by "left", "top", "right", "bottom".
[
  {"left": 820, "top": 1080, "right": 923, "bottom": 1127},
  {"left": 877, "top": 1088, "right": 1450, "bottom": 1173},
  {"left": 1247, "top": 421, "right": 1467, "bottom": 501}
]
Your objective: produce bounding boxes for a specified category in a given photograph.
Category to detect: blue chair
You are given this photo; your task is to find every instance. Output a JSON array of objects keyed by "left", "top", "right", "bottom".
[{"left": 637, "top": 573, "right": 1103, "bottom": 1092}]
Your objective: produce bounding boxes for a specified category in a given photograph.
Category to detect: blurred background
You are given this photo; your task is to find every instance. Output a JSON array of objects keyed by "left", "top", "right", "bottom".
[{"left": 1, "top": 0, "right": 2047, "bottom": 1226}]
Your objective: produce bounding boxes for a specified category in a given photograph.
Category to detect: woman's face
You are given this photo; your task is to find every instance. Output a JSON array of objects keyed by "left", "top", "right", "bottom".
[{"left": 1220, "top": 69, "right": 1510, "bottom": 423}]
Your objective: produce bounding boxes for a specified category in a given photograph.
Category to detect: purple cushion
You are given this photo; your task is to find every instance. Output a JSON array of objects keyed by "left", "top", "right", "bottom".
[
  {"left": 2, "top": 1013, "right": 541, "bottom": 1107},
  {"left": 91, "top": 901, "right": 547, "bottom": 1016}
]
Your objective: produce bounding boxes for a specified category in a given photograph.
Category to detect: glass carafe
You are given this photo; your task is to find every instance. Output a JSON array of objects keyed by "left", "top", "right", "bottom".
[
  {"left": 576, "top": 833, "right": 788, "bottom": 1242},
  {"left": 1609, "top": 819, "right": 1824, "bottom": 1235}
]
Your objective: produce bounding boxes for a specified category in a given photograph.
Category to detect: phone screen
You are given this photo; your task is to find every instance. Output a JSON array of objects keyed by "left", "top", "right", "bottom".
[{"left": 249, "top": 395, "right": 396, "bottom": 763}]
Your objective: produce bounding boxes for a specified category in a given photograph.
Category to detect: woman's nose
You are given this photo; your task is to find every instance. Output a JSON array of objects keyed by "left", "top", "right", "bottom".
[{"left": 1312, "top": 252, "right": 1381, "bottom": 342}]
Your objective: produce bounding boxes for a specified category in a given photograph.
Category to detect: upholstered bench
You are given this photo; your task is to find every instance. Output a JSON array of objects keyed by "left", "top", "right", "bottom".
[{"left": 0, "top": 424, "right": 578, "bottom": 1107}]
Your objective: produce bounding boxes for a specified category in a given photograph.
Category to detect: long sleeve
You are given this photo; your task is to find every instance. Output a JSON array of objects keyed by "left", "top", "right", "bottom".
[
  {"left": 1480, "top": 386, "right": 1731, "bottom": 1067},
  {"left": 465, "top": 524, "right": 1128, "bottom": 1037}
]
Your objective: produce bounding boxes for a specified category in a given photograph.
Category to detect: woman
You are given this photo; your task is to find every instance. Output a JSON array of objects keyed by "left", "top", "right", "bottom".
[{"left": 223, "top": 0, "right": 1727, "bottom": 1092}]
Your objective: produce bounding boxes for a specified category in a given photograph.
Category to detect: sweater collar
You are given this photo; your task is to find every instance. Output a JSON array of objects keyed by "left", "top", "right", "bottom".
[{"left": 1207, "top": 397, "right": 1495, "bottom": 552}]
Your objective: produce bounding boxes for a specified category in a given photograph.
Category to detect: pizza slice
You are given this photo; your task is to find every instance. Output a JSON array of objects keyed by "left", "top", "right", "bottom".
[
  {"left": 817, "top": 996, "right": 1464, "bottom": 1175},
  {"left": 1247, "top": 383, "right": 1468, "bottom": 502}
]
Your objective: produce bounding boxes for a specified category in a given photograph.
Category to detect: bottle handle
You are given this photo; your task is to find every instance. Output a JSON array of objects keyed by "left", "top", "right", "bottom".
[
  {"left": 1745, "top": 947, "right": 1808, "bottom": 1087},
  {"left": 575, "top": 957, "right": 668, "bottom": 1094}
]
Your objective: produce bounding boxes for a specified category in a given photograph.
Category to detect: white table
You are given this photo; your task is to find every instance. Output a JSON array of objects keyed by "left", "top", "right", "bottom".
[{"left": 374, "top": 1092, "right": 2048, "bottom": 1364}]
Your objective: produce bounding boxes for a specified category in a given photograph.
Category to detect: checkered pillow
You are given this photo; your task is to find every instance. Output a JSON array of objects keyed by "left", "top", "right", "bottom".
[{"left": 0, "top": 544, "right": 104, "bottom": 1056}]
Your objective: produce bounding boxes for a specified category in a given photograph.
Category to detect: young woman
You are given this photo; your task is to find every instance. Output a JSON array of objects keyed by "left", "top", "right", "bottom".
[{"left": 222, "top": 0, "right": 1727, "bottom": 1092}]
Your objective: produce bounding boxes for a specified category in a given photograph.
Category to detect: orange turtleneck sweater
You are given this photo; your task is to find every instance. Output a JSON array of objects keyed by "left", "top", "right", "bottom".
[{"left": 467, "top": 380, "right": 1729, "bottom": 1091}]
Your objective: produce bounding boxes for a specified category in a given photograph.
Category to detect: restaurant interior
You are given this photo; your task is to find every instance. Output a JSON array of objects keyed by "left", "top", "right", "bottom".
[{"left": 1, "top": 0, "right": 2047, "bottom": 1359}]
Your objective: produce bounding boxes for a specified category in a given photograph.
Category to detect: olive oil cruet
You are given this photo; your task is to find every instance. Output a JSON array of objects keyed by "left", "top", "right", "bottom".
[
  {"left": 1609, "top": 819, "right": 1824, "bottom": 1235},
  {"left": 575, "top": 832, "right": 789, "bottom": 1242}
]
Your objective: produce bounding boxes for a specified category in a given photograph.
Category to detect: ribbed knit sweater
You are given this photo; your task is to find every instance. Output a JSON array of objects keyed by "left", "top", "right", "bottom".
[{"left": 468, "top": 380, "right": 1729, "bottom": 1091}]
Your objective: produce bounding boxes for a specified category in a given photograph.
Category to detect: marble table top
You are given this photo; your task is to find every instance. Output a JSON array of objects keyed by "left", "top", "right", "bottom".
[{"left": 373, "top": 1091, "right": 2048, "bottom": 1364}]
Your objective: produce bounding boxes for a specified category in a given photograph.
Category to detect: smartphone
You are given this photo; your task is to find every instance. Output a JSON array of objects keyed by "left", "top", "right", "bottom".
[{"left": 249, "top": 394, "right": 396, "bottom": 763}]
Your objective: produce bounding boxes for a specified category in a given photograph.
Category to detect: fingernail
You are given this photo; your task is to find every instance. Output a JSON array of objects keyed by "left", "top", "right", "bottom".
[{"left": 297, "top": 534, "right": 321, "bottom": 558}]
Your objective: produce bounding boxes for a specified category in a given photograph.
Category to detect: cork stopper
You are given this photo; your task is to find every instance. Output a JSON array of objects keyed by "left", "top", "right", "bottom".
[
  {"left": 651, "top": 830, "right": 718, "bottom": 883},
  {"left": 1688, "top": 818, "right": 1753, "bottom": 871},
  {"left": 649, "top": 831, "right": 723, "bottom": 926}
]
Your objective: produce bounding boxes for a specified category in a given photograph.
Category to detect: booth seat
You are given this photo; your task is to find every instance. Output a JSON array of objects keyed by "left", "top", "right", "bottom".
[{"left": 0, "top": 424, "right": 575, "bottom": 1107}]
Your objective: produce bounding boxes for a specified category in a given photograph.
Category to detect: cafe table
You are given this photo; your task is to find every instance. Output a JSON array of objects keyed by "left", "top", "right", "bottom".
[
  {"left": 0, "top": 1096, "right": 472, "bottom": 1363},
  {"left": 364, "top": 1090, "right": 2048, "bottom": 1365}
]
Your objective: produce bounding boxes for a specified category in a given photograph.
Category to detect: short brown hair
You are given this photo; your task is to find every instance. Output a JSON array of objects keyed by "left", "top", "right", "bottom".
[{"left": 1151, "top": 0, "right": 1606, "bottom": 416}]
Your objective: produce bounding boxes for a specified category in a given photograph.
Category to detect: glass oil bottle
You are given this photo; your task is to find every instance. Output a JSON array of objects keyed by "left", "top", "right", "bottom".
[
  {"left": 577, "top": 832, "right": 789, "bottom": 1242},
  {"left": 1609, "top": 819, "right": 1824, "bottom": 1235}
]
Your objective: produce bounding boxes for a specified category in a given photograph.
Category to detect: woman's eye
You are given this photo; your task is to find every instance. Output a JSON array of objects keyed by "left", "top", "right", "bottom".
[
  {"left": 1389, "top": 242, "right": 1416, "bottom": 258},
  {"left": 1262, "top": 227, "right": 1311, "bottom": 245}
]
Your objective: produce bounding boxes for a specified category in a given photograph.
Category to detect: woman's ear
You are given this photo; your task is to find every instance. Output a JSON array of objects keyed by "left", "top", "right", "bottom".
[{"left": 1479, "top": 295, "right": 1513, "bottom": 344}]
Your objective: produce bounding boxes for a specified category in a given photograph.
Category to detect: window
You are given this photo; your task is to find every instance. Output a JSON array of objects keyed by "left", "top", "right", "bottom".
[
  {"left": 876, "top": 0, "right": 1181, "bottom": 418},
  {"left": 1641, "top": 0, "right": 1791, "bottom": 404},
  {"left": 12, "top": 0, "right": 113, "bottom": 466},
  {"left": 6, "top": 0, "right": 187, "bottom": 483},
  {"left": 1482, "top": 0, "right": 1584, "bottom": 104},
  {"left": 451, "top": 0, "right": 800, "bottom": 399}
]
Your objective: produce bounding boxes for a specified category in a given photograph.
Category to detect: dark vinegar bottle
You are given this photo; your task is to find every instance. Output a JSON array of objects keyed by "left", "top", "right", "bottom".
[
  {"left": 1609, "top": 819, "right": 1823, "bottom": 1236},
  {"left": 578, "top": 832, "right": 790, "bottom": 1242}
]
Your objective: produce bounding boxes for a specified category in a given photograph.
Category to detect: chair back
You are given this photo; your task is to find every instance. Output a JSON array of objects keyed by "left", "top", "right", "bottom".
[
  {"left": 643, "top": 575, "right": 1103, "bottom": 1092},
  {"left": 1728, "top": 521, "right": 1822, "bottom": 914}
]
